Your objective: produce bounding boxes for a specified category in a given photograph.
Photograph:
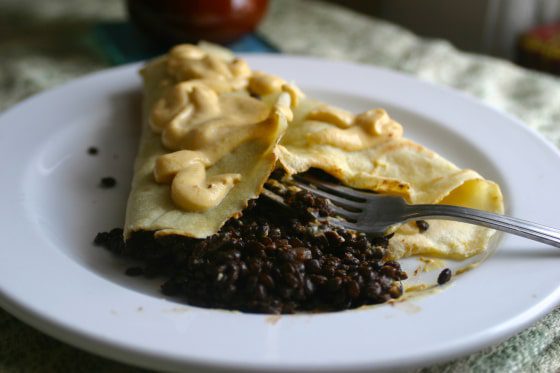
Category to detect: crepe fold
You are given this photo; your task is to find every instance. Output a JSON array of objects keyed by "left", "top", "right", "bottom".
[
  {"left": 125, "top": 43, "right": 504, "bottom": 260},
  {"left": 276, "top": 99, "right": 504, "bottom": 259},
  {"left": 124, "top": 46, "right": 292, "bottom": 239}
]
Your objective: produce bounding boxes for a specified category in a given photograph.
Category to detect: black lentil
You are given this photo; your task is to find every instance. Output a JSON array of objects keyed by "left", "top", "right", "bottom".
[
  {"left": 95, "top": 176, "right": 408, "bottom": 314},
  {"left": 437, "top": 268, "right": 452, "bottom": 285},
  {"left": 100, "top": 177, "right": 117, "bottom": 188},
  {"left": 415, "top": 220, "right": 430, "bottom": 232}
]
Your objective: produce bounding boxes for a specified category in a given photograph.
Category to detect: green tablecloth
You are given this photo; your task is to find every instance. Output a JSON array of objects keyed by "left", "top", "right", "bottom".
[{"left": 2, "top": 0, "right": 560, "bottom": 371}]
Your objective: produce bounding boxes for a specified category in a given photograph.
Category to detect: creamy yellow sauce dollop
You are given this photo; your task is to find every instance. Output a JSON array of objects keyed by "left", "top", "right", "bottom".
[{"left": 149, "top": 45, "right": 298, "bottom": 211}]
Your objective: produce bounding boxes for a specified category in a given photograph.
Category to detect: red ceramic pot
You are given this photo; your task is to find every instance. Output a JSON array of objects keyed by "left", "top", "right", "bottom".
[{"left": 128, "top": 0, "right": 268, "bottom": 45}]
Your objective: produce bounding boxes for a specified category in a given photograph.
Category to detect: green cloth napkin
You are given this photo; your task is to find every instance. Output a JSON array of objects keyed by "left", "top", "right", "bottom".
[{"left": 2, "top": 0, "right": 560, "bottom": 372}]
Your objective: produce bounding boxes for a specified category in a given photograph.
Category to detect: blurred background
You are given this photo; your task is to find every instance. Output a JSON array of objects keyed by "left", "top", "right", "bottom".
[
  {"left": 124, "top": 0, "right": 560, "bottom": 76},
  {"left": 1, "top": 0, "right": 559, "bottom": 90},
  {"left": 328, "top": 0, "right": 560, "bottom": 60},
  {"left": 120, "top": 0, "right": 560, "bottom": 73}
]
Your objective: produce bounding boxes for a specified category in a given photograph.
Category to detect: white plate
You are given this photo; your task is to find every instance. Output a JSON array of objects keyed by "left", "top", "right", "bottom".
[{"left": 1, "top": 55, "right": 560, "bottom": 372}]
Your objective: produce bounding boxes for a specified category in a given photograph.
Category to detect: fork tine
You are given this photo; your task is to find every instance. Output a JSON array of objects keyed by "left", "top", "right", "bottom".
[
  {"left": 327, "top": 218, "right": 386, "bottom": 237},
  {"left": 294, "top": 173, "right": 373, "bottom": 201},
  {"left": 262, "top": 186, "right": 317, "bottom": 220},
  {"left": 264, "top": 181, "right": 386, "bottom": 236},
  {"left": 264, "top": 182, "right": 360, "bottom": 222},
  {"left": 292, "top": 180, "right": 363, "bottom": 211},
  {"left": 325, "top": 217, "right": 367, "bottom": 232},
  {"left": 327, "top": 206, "right": 360, "bottom": 222},
  {"left": 261, "top": 188, "right": 287, "bottom": 206}
]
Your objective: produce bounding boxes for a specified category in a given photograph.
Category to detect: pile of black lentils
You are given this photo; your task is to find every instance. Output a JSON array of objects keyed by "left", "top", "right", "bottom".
[{"left": 95, "top": 177, "right": 408, "bottom": 314}]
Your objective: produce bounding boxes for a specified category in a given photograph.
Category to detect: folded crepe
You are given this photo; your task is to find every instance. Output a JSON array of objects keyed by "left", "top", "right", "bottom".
[
  {"left": 277, "top": 99, "right": 503, "bottom": 259},
  {"left": 124, "top": 43, "right": 504, "bottom": 260},
  {"left": 125, "top": 44, "right": 295, "bottom": 239}
]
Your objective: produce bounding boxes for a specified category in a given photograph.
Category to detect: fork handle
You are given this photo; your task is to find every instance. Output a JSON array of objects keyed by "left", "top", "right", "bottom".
[{"left": 404, "top": 204, "right": 560, "bottom": 248}]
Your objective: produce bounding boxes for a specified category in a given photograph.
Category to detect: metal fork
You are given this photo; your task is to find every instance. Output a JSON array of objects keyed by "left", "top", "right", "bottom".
[{"left": 265, "top": 173, "right": 560, "bottom": 248}]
